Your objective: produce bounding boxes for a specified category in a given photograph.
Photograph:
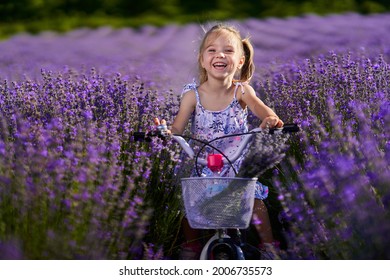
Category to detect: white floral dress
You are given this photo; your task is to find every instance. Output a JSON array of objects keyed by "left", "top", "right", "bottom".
[{"left": 182, "top": 81, "right": 268, "bottom": 200}]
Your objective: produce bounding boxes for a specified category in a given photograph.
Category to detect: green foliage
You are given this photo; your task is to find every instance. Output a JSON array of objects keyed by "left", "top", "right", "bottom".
[{"left": 1, "top": 0, "right": 390, "bottom": 36}]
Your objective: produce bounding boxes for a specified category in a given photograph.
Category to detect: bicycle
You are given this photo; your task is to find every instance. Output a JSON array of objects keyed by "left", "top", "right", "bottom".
[{"left": 133, "top": 122, "right": 299, "bottom": 260}]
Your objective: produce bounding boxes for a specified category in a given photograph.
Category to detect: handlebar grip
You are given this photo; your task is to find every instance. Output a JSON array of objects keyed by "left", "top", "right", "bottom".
[
  {"left": 133, "top": 131, "right": 165, "bottom": 142},
  {"left": 270, "top": 123, "right": 299, "bottom": 134},
  {"left": 132, "top": 132, "right": 196, "bottom": 158},
  {"left": 282, "top": 123, "right": 300, "bottom": 133}
]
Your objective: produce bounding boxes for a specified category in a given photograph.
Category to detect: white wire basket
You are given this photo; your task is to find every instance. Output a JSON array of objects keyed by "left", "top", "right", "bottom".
[{"left": 180, "top": 177, "right": 257, "bottom": 229}]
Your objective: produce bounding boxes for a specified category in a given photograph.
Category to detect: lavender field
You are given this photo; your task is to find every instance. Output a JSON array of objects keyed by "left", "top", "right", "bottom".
[{"left": 0, "top": 12, "right": 389, "bottom": 259}]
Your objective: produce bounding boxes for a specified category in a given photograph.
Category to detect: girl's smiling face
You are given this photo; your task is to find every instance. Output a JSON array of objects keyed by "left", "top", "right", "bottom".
[{"left": 200, "top": 30, "right": 245, "bottom": 81}]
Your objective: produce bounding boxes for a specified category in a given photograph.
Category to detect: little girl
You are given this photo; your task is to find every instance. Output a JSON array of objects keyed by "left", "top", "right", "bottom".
[{"left": 170, "top": 23, "right": 283, "bottom": 259}]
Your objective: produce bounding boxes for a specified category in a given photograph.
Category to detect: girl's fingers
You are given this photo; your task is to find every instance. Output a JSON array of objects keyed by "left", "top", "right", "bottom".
[
  {"left": 276, "top": 119, "right": 284, "bottom": 128},
  {"left": 260, "top": 117, "right": 284, "bottom": 128}
]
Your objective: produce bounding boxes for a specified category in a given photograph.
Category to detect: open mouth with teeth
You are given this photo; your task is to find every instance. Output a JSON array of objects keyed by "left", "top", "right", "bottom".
[{"left": 213, "top": 62, "right": 227, "bottom": 69}]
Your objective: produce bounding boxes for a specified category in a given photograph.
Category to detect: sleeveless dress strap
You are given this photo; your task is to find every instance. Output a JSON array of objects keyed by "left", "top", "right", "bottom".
[
  {"left": 181, "top": 79, "right": 197, "bottom": 94},
  {"left": 233, "top": 81, "right": 247, "bottom": 96},
  {"left": 181, "top": 79, "right": 199, "bottom": 102}
]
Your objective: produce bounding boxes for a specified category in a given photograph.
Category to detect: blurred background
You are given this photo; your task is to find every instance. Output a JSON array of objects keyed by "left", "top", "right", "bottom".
[{"left": 1, "top": 0, "right": 390, "bottom": 38}]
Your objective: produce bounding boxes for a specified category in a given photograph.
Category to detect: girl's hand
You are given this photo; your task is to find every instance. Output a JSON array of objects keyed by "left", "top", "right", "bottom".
[
  {"left": 260, "top": 116, "right": 284, "bottom": 129},
  {"left": 154, "top": 117, "right": 171, "bottom": 135}
]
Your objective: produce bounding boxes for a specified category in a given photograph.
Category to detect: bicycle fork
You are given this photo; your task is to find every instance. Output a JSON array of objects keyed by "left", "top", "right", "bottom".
[{"left": 200, "top": 229, "right": 245, "bottom": 260}]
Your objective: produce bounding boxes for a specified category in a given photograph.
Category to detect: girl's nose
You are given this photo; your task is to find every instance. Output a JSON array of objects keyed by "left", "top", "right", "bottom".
[{"left": 216, "top": 52, "right": 225, "bottom": 58}]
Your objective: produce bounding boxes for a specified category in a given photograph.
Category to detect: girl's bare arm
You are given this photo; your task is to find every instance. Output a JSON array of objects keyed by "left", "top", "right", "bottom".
[
  {"left": 241, "top": 84, "right": 284, "bottom": 128},
  {"left": 170, "top": 90, "right": 197, "bottom": 134}
]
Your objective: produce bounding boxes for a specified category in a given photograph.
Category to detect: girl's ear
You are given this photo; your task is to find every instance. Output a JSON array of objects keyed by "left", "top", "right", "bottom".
[
  {"left": 199, "top": 54, "right": 206, "bottom": 69},
  {"left": 238, "top": 55, "right": 245, "bottom": 69}
]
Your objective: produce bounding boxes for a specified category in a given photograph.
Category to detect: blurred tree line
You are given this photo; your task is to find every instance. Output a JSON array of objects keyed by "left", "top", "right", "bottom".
[
  {"left": 1, "top": 0, "right": 389, "bottom": 23},
  {"left": 1, "top": 0, "right": 389, "bottom": 38}
]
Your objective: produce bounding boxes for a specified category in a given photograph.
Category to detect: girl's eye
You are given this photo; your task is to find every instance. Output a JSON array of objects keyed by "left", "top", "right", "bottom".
[
  {"left": 225, "top": 49, "right": 234, "bottom": 53},
  {"left": 207, "top": 49, "right": 215, "bottom": 53}
]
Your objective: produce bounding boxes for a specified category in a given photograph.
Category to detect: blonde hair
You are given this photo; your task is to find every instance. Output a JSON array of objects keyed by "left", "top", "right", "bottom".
[{"left": 198, "top": 23, "right": 255, "bottom": 84}]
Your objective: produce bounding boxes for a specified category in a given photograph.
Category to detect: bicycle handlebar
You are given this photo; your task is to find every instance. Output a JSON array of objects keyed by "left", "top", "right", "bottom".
[
  {"left": 133, "top": 124, "right": 298, "bottom": 141},
  {"left": 133, "top": 123, "right": 299, "bottom": 165}
]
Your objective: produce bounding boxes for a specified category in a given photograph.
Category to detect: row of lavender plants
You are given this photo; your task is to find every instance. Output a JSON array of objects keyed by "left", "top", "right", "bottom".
[
  {"left": 2, "top": 13, "right": 390, "bottom": 92},
  {"left": 0, "top": 70, "right": 183, "bottom": 259},
  {"left": 258, "top": 51, "right": 390, "bottom": 259}
]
